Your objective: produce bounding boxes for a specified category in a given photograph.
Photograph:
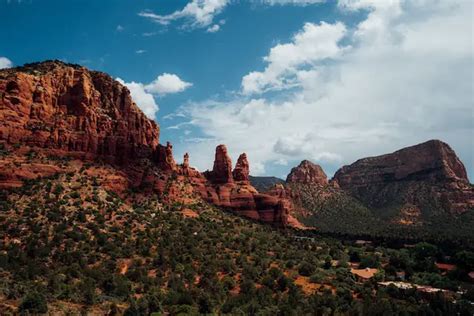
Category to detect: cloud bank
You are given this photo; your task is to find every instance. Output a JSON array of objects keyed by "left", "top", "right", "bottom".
[{"left": 177, "top": 0, "right": 473, "bottom": 177}]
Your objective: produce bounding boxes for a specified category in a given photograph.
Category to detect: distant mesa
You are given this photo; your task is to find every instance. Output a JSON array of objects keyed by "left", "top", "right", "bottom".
[
  {"left": 332, "top": 139, "right": 473, "bottom": 214},
  {"left": 284, "top": 140, "right": 473, "bottom": 215}
]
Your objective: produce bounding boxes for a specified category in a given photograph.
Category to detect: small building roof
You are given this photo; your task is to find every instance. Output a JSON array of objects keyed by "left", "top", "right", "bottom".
[
  {"left": 351, "top": 268, "right": 378, "bottom": 279},
  {"left": 435, "top": 263, "right": 456, "bottom": 271}
]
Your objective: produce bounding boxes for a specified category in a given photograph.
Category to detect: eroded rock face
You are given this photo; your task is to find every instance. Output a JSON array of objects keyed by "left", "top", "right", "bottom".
[
  {"left": 207, "top": 144, "right": 233, "bottom": 184},
  {"left": 333, "top": 140, "right": 473, "bottom": 213},
  {"left": 233, "top": 153, "right": 250, "bottom": 183},
  {"left": 0, "top": 61, "right": 291, "bottom": 227},
  {"left": 286, "top": 160, "right": 328, "bottom": 185},
  {"left": 156, "top": 142, "right": 176, "bottom": 172},
  {"left": 198, "top": 145, "right": 290, "bottom": 226},
  {"left": 0, "top": 61, "right": 159, "bottom": 163}
]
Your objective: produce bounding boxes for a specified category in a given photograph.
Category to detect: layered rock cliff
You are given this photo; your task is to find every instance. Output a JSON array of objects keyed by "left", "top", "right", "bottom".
[
  {"left": 0, "top": 61, "right": 291, "bottom": 226},
  {"left": 199, "top": 145, "right": 289, "bottom": 226},
  {"left": 333, "top": 140, "right": 473, "bottom": 214},
  {"left": 0, "top": 60, "right": 159, "bottom": 163}
]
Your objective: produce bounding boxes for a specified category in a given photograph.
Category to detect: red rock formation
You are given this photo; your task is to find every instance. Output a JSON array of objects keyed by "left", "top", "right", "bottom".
[
  {"left": 0, "top": 61, "right": 292, "bottom": 227},
  {"left": 0, "top": 61, "right": 159, "bottom": 164},
  {"left": 206, "top": 144, "right": 233, "bottom": 184},
  {"left": 333, "top": 140, "right": 474, "bottom": 213},
  {"left": 156, "top": 141, "right": 176, "bottom": 172},
  {"left": 286, "top": 160, "right": 328, "bottom": 185},
  {"left": 178, "top": 152, "right": 201, "bottom": 177},
  {"left": 183, "top": 152, "right": 190, "bottom": 168},
  {"left": 233, "top": 153, "right": 250, "bottom": 183},
  {"left": 197, "top": 145, "right": 290, "bottom": 226}
]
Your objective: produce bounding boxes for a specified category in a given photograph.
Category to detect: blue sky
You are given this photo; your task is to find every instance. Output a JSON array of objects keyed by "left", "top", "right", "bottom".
[{"left": 1, "top": 0, "right": 473, "bottom": 179}]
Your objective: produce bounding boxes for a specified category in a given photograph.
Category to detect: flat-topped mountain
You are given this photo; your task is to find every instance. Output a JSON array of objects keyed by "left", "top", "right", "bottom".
[
  {"left": 281, "top": 140, "right": 473, "bottom": 241},
  {"left": 333, "top": 140, "right": 473, "bottom": 214},
  {"left": 0, "top": 60, "right": 159, "bottom": 164}
]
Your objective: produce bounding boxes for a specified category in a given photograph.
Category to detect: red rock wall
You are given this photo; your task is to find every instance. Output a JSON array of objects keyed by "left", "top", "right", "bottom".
[
  {"left": 0, "top": 61, "right": 159, "bottom": 164},
  {"left": 333, "top": 140, "right": 473, "bottom": 213}
]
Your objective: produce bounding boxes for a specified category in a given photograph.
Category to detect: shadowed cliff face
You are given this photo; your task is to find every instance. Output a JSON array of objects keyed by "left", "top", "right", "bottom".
[
  {"left": 0, "top": 60, "right": 159, "bottom": 164},
  {"left": 332, "top": 140, "right": 473, "bottom": 214}
]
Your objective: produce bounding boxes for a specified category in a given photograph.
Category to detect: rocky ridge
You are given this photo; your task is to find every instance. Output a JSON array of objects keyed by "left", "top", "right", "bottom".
[
  {"left": 0, "top": 61, "right": 291, "bottom": 226},
  {"left": 333, "top": 140, "right": 473, "bottom": 214}
]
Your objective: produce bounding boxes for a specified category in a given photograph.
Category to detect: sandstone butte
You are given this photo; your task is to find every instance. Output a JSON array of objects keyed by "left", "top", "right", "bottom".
[
  {"left": 0, "top": 60, "right": 290, "bottom": 226},
  {"left": 284, "top": 140, "right": 473, "bottom": 215},
  {"left": 332, "top": 140, "right": 474, "bottom": 214}
]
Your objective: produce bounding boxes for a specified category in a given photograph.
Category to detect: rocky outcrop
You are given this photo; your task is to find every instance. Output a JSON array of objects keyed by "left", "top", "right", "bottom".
[
  {"left": 198, "top": 145, "right": 290, "bottom": 226},
  {"left": 205, "top": 144, "right": 233, "bottom": 184},
  {"left": 156, "top": 141, "right": 176, "bottom": 172},
  {"left": 233, "top": 153, "right": 250, "bottom": 183},
  {"left": 0, "top": 61, "right": 292, "bottom": 226},
  {"left": 333, "top": 140, "right": 473, "bottom": 213},
  {"left": 286, "top": 160, "right": 328, "bottom": 185},
  {"left": 0, "top": 61, "right": 159, "bottom": 164}
]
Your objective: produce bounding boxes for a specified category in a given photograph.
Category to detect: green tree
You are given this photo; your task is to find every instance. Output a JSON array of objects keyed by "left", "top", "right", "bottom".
[{"left": 19, "top": 292, "right": 48, "bottom": 314}]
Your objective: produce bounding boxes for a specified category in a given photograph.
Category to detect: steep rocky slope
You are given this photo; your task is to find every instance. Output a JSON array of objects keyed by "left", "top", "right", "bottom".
[
  {"left": 0, "top": 60, "right": 291, "bottom": 227},
  {"left": 281, "top": 142, "right": 473, "bottom": 240},
  {"left": 286, "top": 160, "right": 329, "bottom": 186},
  {"left": 0, "top": 60, "right": 159, "bottom": 163},
  {"left": 333, "top": 140, "right": 473, "bottom": 214}
]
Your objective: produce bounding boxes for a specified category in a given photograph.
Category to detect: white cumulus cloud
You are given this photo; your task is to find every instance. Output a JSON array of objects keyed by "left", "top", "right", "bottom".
[
  {"left": 176, "top": 0, "right": 474, "bottom": 178},
  {"left": 116, "top": 78, "right": 159, "bottom": 120},
  {"left": 0, "top": 57, "right": 13, "bottom": 69},
  {"left": 241, "top": 22, "right": 348, "bottom": 94},
  {"left": 117, "top": 73, "right": 192, "bottom": 119},
  {"left": 145, "top": 73, "right": 193, "bottom": 95}
]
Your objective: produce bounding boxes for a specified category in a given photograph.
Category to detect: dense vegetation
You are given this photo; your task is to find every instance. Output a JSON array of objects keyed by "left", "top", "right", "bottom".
[
  {"left": 249, "top": 176, "right": 285, "bottom": 193},
  {"left": 0, "top": 165, "right": 473, "bottom": 315},
  {"left": 289, "top": 183, "right": 474, "bottom": 246},
  {"left": 0, "top": 147, "right": 472, "bottom": 315}
]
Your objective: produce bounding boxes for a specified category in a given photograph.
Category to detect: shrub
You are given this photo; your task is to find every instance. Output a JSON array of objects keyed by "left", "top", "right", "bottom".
[{"left": 19, "top": 292, "right": 48, "bottom": 314}]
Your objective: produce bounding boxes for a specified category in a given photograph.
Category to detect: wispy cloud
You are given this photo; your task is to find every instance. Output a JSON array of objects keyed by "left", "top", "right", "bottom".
[
  {"left": 139, "top": 0, "right": 229, "bottom": 30},
  {"left": 139, "top": 0, "right": 325, "bottom": 32}
]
